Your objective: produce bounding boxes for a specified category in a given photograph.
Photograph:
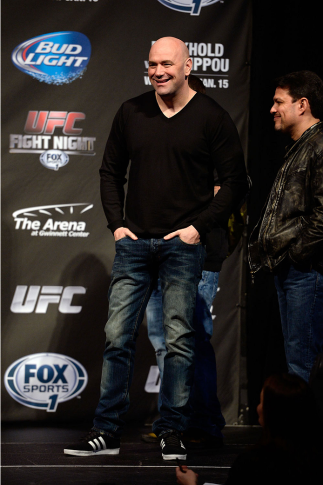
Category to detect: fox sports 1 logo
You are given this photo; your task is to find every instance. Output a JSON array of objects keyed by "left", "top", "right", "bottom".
[
  {"left": 4, "top": 353, "right": 88, "bottom": 412},
  {"left": 157, "top": 0, "right": 221, "bottom": 15},
  {"left": 11, "top": 31, "right": 91, "bottom": 85}
]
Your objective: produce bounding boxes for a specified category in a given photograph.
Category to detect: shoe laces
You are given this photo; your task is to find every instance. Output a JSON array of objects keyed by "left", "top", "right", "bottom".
[
  {"left": 81, "top": 430, "right": 102, "bottom": 442},
  {"left": 162, "top": 431, "right": 182, "bottom": 446}
]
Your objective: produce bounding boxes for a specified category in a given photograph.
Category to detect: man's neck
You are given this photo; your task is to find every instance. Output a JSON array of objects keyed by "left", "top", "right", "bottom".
[
  {"left": 155, "top": 87, "right": 196, "bottom": 118},
  {"left": 291, "top": 117, "right": 320, "bottom": 140}
]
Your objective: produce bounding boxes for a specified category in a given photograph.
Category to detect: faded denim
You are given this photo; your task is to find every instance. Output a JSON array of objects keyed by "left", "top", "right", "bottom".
[{"left": 93, "top": 236, "right": 205, "bottom": 437}]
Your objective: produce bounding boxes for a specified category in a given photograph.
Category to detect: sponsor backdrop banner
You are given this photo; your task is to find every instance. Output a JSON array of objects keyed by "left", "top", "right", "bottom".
[{"left": 2, "top": 0, "right": 251, "bottom": 424}]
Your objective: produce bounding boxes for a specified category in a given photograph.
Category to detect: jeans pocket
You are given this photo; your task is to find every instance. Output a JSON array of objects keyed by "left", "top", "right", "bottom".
[
  {"left": 178, "top": 236, "right": 201, "bottom": 246},
  {"left": 115, "top": 235, "right": 129, "bottom": 243}
]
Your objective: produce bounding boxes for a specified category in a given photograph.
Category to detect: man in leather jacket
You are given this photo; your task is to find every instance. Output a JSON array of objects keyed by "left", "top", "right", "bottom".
[{"left": 249, "top": 71, "right": 323, "bottom": 382}]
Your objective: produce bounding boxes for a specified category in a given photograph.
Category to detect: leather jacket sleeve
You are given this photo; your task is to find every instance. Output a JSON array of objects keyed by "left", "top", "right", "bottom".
[{"left": 288, "top": 146, "right": 323, "bottom": 264}]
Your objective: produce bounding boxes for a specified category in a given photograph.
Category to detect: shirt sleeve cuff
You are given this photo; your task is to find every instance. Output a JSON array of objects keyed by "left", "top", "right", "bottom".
[{"left": 107, "top": 219, "right": 126, "bottom": 234}]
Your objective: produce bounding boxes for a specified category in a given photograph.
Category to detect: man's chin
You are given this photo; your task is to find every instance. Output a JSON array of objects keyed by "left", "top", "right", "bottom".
[
  {"left": 273, "top": 122, "right": 282, "bottom": 132},
  {"left": 155, "top": 88, "right": 175, "bottom": 98}
]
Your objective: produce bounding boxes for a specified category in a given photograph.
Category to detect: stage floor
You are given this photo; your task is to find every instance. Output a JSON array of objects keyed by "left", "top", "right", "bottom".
[{"left": 1, "top": 422, "right": 262, "bottom": 485}]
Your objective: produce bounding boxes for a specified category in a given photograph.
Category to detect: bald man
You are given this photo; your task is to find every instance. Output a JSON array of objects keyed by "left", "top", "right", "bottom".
[{"left": 64, "top": 37, "right": 248, "bottom": 460}]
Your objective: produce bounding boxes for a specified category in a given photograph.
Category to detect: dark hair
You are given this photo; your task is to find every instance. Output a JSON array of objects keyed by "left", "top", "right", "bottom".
[
  {"left": 275, "top": 70, "right": 323, "bottom": 119},
  {"left": 188, "top": 74, "right": 206, "bottom": 94},
  {"left": 261, "top": 373, "right": 318, "bottom": 449}
]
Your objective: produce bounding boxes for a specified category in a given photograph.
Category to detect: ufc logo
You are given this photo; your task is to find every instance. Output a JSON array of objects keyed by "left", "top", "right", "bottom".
[
  {"left": 24, "top": 111, "right": 85, "bottom": 135},
  {"left": 10, "top": 286, "right": 86, "bottom": 314}
]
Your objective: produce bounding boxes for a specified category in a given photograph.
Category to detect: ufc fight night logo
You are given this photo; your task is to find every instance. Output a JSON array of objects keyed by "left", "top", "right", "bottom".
[{"left": 9, "top": 111, "right": 96, "bottom": 166}]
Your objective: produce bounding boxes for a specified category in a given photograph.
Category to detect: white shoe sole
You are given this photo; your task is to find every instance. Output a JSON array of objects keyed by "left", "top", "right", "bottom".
[
  {"left": 64, "top": 448, "right": 120, "bottom": 456},
  {"left": 162, "top": 453, "right": 187, "bottom": 461}
]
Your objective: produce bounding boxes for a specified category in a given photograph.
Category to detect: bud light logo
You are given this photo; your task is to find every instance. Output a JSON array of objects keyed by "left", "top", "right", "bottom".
[
  {"left": 40, "top": 150, "right": 69, "bottom": 170},
  {"left": 11, "top": 32, "right": 91, "bottom": 85},
  {"left": 4, "top": 353, "right": 88, "bottom": 412},
  {"left": 157, "top": 0, "right": 221, "bottom": 15}
]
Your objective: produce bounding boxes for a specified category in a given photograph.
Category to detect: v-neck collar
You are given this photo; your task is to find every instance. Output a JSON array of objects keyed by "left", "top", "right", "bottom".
[{"left": 155, "top": 91, "right": 198, "bottom": 119}]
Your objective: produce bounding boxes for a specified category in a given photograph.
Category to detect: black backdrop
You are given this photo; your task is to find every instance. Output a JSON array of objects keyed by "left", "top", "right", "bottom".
[{"left": 247, "top": 0, "right": 322, "bottom": 422}]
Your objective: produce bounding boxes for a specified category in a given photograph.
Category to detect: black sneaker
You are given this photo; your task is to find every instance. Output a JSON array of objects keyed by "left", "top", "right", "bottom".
[
  {"left": 159, "top": 430, "right": 187, "bottom": 461},
  {"left": 64, "top": 430, "right": 120, "bottom": 456}
]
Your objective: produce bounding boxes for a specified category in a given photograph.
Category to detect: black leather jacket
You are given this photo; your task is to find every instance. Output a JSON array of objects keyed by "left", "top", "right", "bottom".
[{"left": 249, "top": 121, "right": 323, "bottom": 276}]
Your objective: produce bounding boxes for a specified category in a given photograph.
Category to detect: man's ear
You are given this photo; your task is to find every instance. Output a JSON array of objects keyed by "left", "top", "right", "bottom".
[
  {"left": 185, "top": 57, "right": 192, "bottom": 77},
  {"left": 299, "top": 97, "right": 309, "bottom": 114}
]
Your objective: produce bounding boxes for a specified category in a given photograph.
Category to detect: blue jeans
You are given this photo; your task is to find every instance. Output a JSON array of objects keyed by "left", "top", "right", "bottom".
[
  {"left": 146, "top": 270, "right": 225, "bottom": 437},
  {"left": 275, "top": 262, "right": 323, "bottom": 382},
  {"left": 93, "top": 236, "right": 205, "bottom": 438},
  {"left": 146, "top": 279, "right": 166, "bottom": 412}
]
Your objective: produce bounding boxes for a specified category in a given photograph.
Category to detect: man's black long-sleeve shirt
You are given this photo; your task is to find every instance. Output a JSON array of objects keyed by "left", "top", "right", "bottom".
[{"left": 100, "top": 90, "right": 248, "bottom": 239}]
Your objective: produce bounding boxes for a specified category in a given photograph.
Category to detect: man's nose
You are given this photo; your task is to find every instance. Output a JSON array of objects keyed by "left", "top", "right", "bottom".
[
  {"left": 155, "top": 64, "right": 164, "bottom": 77},
  {"left": 270, "top": 104, "right": 276, "bottom": 114}
]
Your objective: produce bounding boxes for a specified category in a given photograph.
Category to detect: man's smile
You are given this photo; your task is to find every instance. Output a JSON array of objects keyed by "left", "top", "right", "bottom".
[{"left": 153, "top": 78, "right": 171, "bottom": 84}]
